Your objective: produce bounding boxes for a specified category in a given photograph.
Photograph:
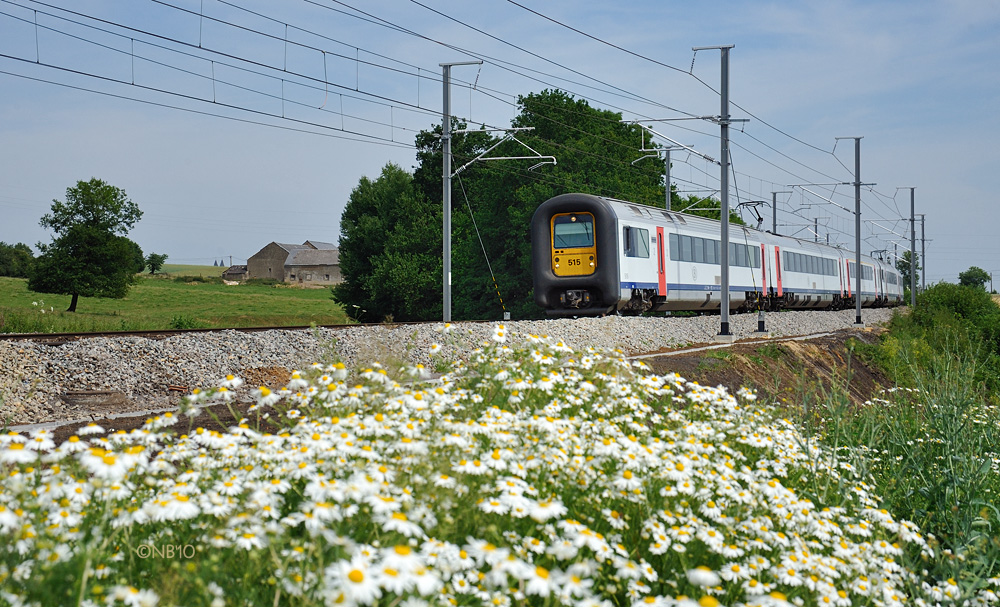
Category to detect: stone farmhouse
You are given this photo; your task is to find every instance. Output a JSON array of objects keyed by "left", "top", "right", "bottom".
[{"left": 246, "top": 240, "right": 341, "bottom": 286}]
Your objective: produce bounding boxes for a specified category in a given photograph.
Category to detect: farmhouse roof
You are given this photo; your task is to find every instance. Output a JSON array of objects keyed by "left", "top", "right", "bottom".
[
  {"left": 286, "top": 248, "right": 340, "bottom": 266},
  {"left": 304, "top": 240, "right": 337, "bottom": 250},
  {"left": 275, "top": 242, "right": 310, "bottom": 253}
]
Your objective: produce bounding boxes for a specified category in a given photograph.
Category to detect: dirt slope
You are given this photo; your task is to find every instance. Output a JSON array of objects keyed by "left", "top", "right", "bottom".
[{"left": 641, "top": 328, "right": 889, "bottom": 408}]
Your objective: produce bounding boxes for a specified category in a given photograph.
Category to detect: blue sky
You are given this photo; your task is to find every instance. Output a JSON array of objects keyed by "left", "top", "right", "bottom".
[{"left": 1, "top": 0, "right": 998, "bottom": 285}]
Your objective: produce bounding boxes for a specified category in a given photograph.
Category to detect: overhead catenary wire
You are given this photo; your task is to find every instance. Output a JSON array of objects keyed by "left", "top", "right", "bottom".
[
  {"left": 0, "top": 68, "right": 413, "bottom": 149},
  {"left": 10, "top": 0, "right": 840, "bottom": 212},
  {"left": 503, "top": 0, "right": 851, "bottom": 160},
  {"left": 2, "top": 0, "right": 908, "bottom": 260},
  {"left": 5, "top": 0, "right": 727, "bottom": 188},
  {"left": 5, "top": 0, "right": 439, "bottom": 120}
]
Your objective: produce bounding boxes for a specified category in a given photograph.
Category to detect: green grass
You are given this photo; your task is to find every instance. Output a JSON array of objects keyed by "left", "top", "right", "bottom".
[
  {"left": 788, "top": 284, "right": 1000, "bottom": 598},
  {"left": 0, "top": 275, "right": 349, "bottom": 333}
]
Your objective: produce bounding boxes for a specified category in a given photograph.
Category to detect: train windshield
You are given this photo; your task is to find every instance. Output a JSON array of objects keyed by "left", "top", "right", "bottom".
[{"left": 552, "top": 213, "right": 594, "bottom": 248}]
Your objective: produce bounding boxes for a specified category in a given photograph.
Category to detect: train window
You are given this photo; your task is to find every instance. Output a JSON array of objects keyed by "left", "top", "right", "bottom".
[
  {"left": 669, "top": 234, "right": 735, "bottom": 266},
  {"left": 783, "top": 252, "right": 837, "bottom": 275},
  {"left": 552, "top": 214, "right": 594, "bottom": 248},
  {"left": 623, "top": 226, "right": 650, "bottom": 258},
  {"left": 847, "top": 262, "right": 874, "bottom": 281},
  {"left": 693, "top": 238, "right": 705, "bottom": 263},
  {"left": 728, "top": 243, "right": 757, "bottom": 268}
]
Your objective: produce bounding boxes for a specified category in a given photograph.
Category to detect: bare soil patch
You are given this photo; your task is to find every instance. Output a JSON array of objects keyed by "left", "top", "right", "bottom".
[{"left": 642, "top": 328, "right": 889, "bottom": 408}]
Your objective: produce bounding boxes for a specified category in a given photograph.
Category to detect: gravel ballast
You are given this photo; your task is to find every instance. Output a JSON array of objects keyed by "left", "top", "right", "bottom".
[{"left": 1, "top": 308, "right": 898, "bottom": 425}]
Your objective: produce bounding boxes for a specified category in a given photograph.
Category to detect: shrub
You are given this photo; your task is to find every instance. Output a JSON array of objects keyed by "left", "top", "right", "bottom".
[
  {"left": 172, "top": 275, "right": 223, "bottom": 285},
  {"left": 169, "top": 315, "right": 201, "bottom": 329},
  {"left": 243, "top": 278, "right": 281, "bottom": 287}
]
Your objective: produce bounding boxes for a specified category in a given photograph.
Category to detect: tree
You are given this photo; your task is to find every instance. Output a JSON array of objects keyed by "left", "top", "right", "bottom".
[
  {"left": 126, "top": 239, "right": 145, "bottom": 274},
  {"left": 959, "top": 266, "right": 990, "bottom": 290},
  {"left": 28, "top": 178, "right": 144, "bottom": 312},
  {"left": 146, "top": 253, "right": 168, "bottom": 275},
  {"left": 332, "top": 163, "right": 442, "bottom": 321},
  {"left": 0, "top": 242, "right": 34, "bottom": 278},
  {"left": 895, "top": 250, "right": 921, "bottom": 287}
]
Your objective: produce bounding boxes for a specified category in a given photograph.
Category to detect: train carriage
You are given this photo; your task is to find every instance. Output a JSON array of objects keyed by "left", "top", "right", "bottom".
[{"left": 531, "top": 192, "right": 904, "bottom": 316}]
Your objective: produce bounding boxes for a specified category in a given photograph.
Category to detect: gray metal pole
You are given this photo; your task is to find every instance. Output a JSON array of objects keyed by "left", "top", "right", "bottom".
[
  {"left": 719, "top": 47, "right": 733, "bottom": 336},
  {"left": 854, "top": 138, "right": 862, "bottom": 325},
  {"left": 772, "top": 192, "right": 777, "bottom": 234},
  {"left": 439, "top": 60, "right": 482, "bottom": 322},
  {"left": 442, "top": 64, "right": 452, "bottom": 322},
  {"left": 814, "top": 217, "right": 818, "bottom": 242},
  {"left": 693, "top": 45, "right": 735, "bottom": 339},
  {"left": 910, "top": 188, "right": 916, "bottom": 307},
  {"left": 770, "top": 191, "right": 790, "bottom": 235},
  {"left": 919, "top": 214, "right": 926, "bottom": 292},
  {"left": 665, "top": 149, "right": 671, "bottom": 211}
]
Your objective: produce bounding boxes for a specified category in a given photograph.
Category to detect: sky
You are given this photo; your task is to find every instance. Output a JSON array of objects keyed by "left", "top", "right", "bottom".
[{"left": 1, "top": 0, "right": 998, "bottom": 285}]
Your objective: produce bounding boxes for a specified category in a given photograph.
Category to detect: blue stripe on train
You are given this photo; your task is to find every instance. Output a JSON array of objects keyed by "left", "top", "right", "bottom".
[{"left": 620, "top": 282, "right": 879, "bottom": 296}]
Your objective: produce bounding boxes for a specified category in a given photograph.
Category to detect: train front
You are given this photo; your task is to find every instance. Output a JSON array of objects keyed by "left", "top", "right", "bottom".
[{"left": 530, "top": 193, "right": 620, "bottom": 316}]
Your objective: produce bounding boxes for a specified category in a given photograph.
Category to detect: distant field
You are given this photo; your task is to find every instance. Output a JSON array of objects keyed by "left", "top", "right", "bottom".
[
  {"left": 0, "top": 275, "right": 350, "bottom": 333},
  {"left": 159, "top": 264, "right": 225, "bottom": 277}
]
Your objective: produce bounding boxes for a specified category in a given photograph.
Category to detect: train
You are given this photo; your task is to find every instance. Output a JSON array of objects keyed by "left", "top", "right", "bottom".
[{"left": 530, "top": 192, "right": 904, "bottom": 316}]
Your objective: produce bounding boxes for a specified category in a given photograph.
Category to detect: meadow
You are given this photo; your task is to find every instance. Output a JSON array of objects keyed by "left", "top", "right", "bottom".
[
  {"left": 7, "top": 325, "right": 998, "bottom": 607},
  {"left": 0, "top": 265, "right": 349, "bottom": 333}
]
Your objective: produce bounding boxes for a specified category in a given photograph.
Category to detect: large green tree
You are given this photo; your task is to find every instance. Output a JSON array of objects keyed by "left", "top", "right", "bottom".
[
  {"left": 332, "top": 163, "right": 443, "bottom": 322},
  {"left": 29, "top": 178, "right": 144, "bottom": 312},
  {"left": 0, "top": 242, "right": 34, "bottom": 278}
]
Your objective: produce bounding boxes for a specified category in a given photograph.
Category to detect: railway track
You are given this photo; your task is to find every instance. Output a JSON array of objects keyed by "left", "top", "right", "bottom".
[{"left": 0, "top": 320, "right": 473, "bottom": 346}]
